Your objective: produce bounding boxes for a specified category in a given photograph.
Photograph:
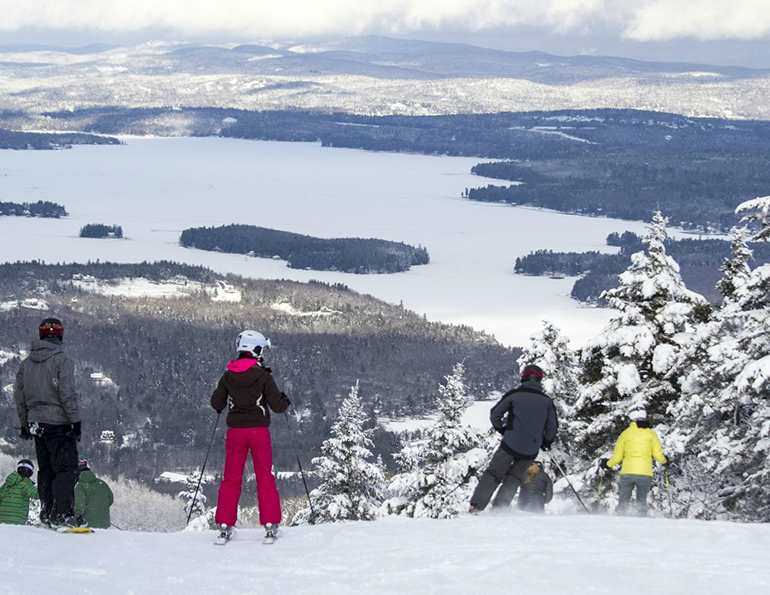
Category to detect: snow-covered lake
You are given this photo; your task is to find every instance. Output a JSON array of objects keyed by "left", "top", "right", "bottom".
[{"left": 0, "top": 137, "right": 656, "bottom": 346}]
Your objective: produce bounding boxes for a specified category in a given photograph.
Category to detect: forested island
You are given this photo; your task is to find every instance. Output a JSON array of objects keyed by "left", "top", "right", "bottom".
[
  {"left": 0, "top": 128, "right": 120, "bottom": 150},
  {"left": 515, "top": 232, "right": 770, "bottom": 303},
  {"left": 180, "top": 224, "right": 430, "bottom": 274},
  {"left": 0, "top": 200, "right": 67, "bottom": 218},
  {"left": 80, "top": 223, "right": 124, "bottom": 238}
]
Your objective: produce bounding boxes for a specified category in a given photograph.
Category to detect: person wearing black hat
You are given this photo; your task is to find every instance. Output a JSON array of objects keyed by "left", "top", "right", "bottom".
[
  {"left": 469, "top": 364, "right": 558, "bottom": 512},
  {"left": 13, "top": 317, "right": 81, "bottom": 527},
  {"left": 0, "top": 459, "right": 39, "bottom": 525}
]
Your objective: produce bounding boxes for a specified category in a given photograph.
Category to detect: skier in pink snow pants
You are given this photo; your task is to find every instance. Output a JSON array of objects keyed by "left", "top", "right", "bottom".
[{"left": 211, "top": 330, "right": 290, "bottom": 535}]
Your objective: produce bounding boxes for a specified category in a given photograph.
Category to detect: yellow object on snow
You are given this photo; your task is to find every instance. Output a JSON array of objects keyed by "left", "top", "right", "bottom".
[{"left": 606, "top": 422, "right": 667, "bottom": 477}]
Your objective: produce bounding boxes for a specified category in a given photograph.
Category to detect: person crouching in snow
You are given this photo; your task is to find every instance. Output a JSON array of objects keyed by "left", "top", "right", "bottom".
[
  {"left": 516, "top": 461, "right": 553, "bottom": 513},
  {"left": 211, "top": 330, "right": 290, "bottom": 542},
  {"left": 600, "top": 404, "right": 667, "bottom": 516},
  {"left": 0, "top": 459, "right": 39, "bottom": 525}
]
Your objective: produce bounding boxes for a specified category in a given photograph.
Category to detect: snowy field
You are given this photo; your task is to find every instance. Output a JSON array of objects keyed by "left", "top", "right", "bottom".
[
  {"left": 0, "top": 137, "right": 663, "bottom": 346},
  {"left": 1, "top": 514, "right": 769, "bottom": 595}
]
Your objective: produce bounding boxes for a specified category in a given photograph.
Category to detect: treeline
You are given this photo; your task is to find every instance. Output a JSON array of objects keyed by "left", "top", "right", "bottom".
[
  {"left": 0, "top": 200, "right": 67, "bottom": 218},
  {"left": 515, "top": 233, "right": 770, "bottom": 303},
  {"left": 0, "top": 261, "right": 514, "bottom": 496},
  {"left": 468, "top": 158, "right": 770, "bottom": 232},
  {"left": 80, "top": 224, "right": 123, "bottom": 238},
  {"left": 180, "top": 224, "right": 430, "bottom": 274},
  {"left": 0, "top": 128, "right": 120, "bottom": 150}
]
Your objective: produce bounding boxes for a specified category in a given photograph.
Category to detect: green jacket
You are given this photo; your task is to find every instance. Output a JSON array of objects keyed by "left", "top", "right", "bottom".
[
  {"left": 74, "top": 471, "right": 114, "bottom": 529},
  {"left": 0, "top": 471, "right": 39, "bottom": 525}
]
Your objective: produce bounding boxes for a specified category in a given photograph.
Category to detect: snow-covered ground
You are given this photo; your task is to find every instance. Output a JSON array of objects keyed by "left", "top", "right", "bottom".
[
  {"left": 0, "top": 137, "right": 669, "bottom": 346},
  {"left": 1, "top": 514, "right": 768, "bottom": 595},
  {"left": 384, "top": 395, "right": 499, "bottom": 433}
]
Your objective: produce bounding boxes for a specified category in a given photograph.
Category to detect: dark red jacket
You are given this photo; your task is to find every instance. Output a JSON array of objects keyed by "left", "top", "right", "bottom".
[{"left": 210, "top": 359, "right": 289, "bottom": 428}]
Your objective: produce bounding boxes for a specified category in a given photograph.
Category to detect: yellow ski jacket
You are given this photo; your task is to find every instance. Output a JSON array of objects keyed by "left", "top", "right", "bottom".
[{"left": 606, "top": 422, "right": 667, "bottom": 476}]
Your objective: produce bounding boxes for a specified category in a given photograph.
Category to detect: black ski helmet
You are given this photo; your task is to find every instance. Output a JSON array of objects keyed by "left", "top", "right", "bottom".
[
  {"left": 39, "top": 317, "right": 64, "bottom": 340},
  {"left": 521, "top": 364, "right": 544, "bottom": 382}
]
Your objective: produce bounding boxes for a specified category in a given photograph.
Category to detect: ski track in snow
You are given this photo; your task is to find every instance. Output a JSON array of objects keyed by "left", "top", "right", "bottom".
[{"left": 1, "top": 515, "right": 769, "bottom": 594}]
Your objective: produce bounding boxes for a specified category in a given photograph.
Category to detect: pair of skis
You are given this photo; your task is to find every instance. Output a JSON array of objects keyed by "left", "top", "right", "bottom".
[{"left": 215, "top": 524, "right": 279, "bottom": 546}]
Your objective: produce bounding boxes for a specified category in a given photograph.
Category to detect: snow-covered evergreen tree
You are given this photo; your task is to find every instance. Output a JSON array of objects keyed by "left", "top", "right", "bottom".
[
  {"left": 689, "top": 196, "right": 770, "bottom": 521},
  {"left": 293, "top": 382, "right": 386, "bottom": 524},
  {"left": 666, "top": 227, "right": 753, "bottom": 518},
  {"left": 571, "top": 212, "right": 706, "bottom": 508},
  {"left": 179, "top": 471, "right": 213, "bottom": 530},
  {"left": 385, "top": 362, "right": 487, "bottom": 518}
]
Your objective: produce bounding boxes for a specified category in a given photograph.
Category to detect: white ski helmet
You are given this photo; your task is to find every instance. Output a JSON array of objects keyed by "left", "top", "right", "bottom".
[
  {"left": 235, "top": 330, "right": 271, "bottom": 357},
  {"left": 628, "top": 403, "right": 647, "bottom": 422}
]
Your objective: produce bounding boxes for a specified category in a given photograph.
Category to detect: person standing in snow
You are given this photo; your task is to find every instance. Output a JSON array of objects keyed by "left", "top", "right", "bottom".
[
  {"left": 74, "top": 459, "right": 114, "bottom": 529},
  {"left": 469, "top": 364, "right": 558, "bottom": 512},
  {"left": 517, "top": 461, "right": 553, "bottom": 513},
  {"left": 599, "top": 404, "right": 667, "bottom": 516},
  {"left": 14, "top": 318, "right": 81, "bottom": 527},
  {"left": 0, "top": 459, "right": 39, "bottom": 525},
  {"left": 210, "top": 330, "right": 290, "bottom": 542}
]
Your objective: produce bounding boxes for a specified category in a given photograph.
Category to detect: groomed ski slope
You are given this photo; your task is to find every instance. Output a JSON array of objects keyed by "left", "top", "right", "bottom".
[{"left": 1, "top": 514, "right": 769, "bottom": 595}]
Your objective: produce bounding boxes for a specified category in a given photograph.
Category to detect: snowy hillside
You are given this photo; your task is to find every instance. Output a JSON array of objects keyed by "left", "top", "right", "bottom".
[
  {"left": 2, "top": 37, "right": 770, "bottom": 119},
  {"left": 1, "top": 514, "right": 768, "bottom": 594}
]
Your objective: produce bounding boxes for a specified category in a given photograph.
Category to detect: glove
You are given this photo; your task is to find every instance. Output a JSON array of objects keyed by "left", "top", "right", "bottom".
[
  {"left": 215, "top": 406, "right": 226, "bottom": 414},
  {"left": 541, "top": 439, "right": 553, "bottom": 451},
  {"left": 494, "top": 426, "right": 505, "bottom": 436},
  {"left": 599, "top": 458, "right": 611, "bottom": 471},
  {"left": 280, "top": 392, "right": 291, "bottom": 407},
  {"left": 20, "top": 426, "right": 32, "bottom": 441},
  {"left": 69, "top": 421, "right": 82, "bottom": 442}
]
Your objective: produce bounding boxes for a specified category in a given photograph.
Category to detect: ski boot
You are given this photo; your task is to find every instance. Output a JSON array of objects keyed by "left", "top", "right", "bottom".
[
  {"left": 214, "top": 523, "right": 233, "bottom": 546},
  {"left": 263, "top": 523, "right": 279, "bottom": 545}
]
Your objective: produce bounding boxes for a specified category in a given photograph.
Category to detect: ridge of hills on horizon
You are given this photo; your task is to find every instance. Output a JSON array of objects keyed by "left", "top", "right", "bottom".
[{"left": 2, "top": 36, "right": 769, "bottom": 119}]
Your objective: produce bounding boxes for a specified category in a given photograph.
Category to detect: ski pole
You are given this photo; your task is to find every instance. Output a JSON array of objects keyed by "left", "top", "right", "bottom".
[
  {"left": 111, "top": 522, "right": 124, "bottom": 531},
  {"left": 546, "top": 452, "right": 591, "bottom": 515},
  {"left": 284, "top": 410, "right": 316, "bottom": 524},
  {"left": 665, "top": 469, "right": 673, "bottom": 518},
  {"left": 187, "top": 411, "right": 221, "bottom": 525}
]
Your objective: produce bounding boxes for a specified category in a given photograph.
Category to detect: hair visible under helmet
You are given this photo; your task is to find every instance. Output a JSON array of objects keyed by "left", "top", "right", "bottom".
[
  {"left": 17, "top": 459, "right": 34, "bottom": 478},
  {"left": 628, "top": 403, "right": 647, "bottom": 422},
  {"left": 235, "top": 330, "right": 271, "bottom": 361},
  {"left": 521, "top": 364, "right": 544, "bottom": 383},
  {"left": 39, "top": 317, "right": 64, "bottom": 341}
]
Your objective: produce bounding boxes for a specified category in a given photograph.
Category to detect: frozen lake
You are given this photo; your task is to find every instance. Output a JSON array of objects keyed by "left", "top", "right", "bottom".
[{"left": 0, "top": 137, "right": 655, "bottom": 347}]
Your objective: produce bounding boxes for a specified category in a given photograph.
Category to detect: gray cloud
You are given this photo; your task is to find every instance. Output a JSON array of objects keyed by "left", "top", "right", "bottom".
[{"left": 0, "top": 1, "right": 767, "bottom": 42}]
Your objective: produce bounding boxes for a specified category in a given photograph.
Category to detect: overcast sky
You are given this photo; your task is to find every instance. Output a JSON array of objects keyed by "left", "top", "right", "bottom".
[{"left": 1, "top": 0, "right": 770, "bottom": 68}]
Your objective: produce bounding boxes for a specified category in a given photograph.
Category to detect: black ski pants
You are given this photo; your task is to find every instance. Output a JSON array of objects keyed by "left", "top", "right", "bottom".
[
  {"left": 470, "top": 445, "right": 534, "bottom": 511},
  {"left": 34, "top": 424, "right": 79, "bottom": 522}
]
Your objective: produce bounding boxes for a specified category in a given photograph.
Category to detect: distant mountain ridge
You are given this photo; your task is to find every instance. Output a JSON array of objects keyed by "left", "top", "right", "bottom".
[{"left": 1, "top": 36, "right": 769, "bottom": 119}]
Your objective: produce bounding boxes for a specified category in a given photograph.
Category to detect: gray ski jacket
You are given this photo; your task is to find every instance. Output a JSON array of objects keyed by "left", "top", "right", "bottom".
[
  {"left": 14, "top": 338, "right": 80, "bottom": 427},
  {"left": 490, "top": 380, "right": 558, "bottom": 458}
]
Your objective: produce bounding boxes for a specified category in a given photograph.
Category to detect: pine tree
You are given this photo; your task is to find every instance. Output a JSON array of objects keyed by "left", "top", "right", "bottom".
[
  {"left": 179, "top": 471, "right": 213, "bottom": 530},
  {"left": 695, "top": 196, "right": 770, "bottom": 520},
  {"left": 385, "top": 363, "right": 487, "bottom": 519},
  {"left": 293, "top": 382, "right": 386, "bottom": 524},
  {"left": 667, "top": 227, "right": 753, "bottom": 518},
  {"left": 572, "top": 212, "right": 706, "bottom": 507}
]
